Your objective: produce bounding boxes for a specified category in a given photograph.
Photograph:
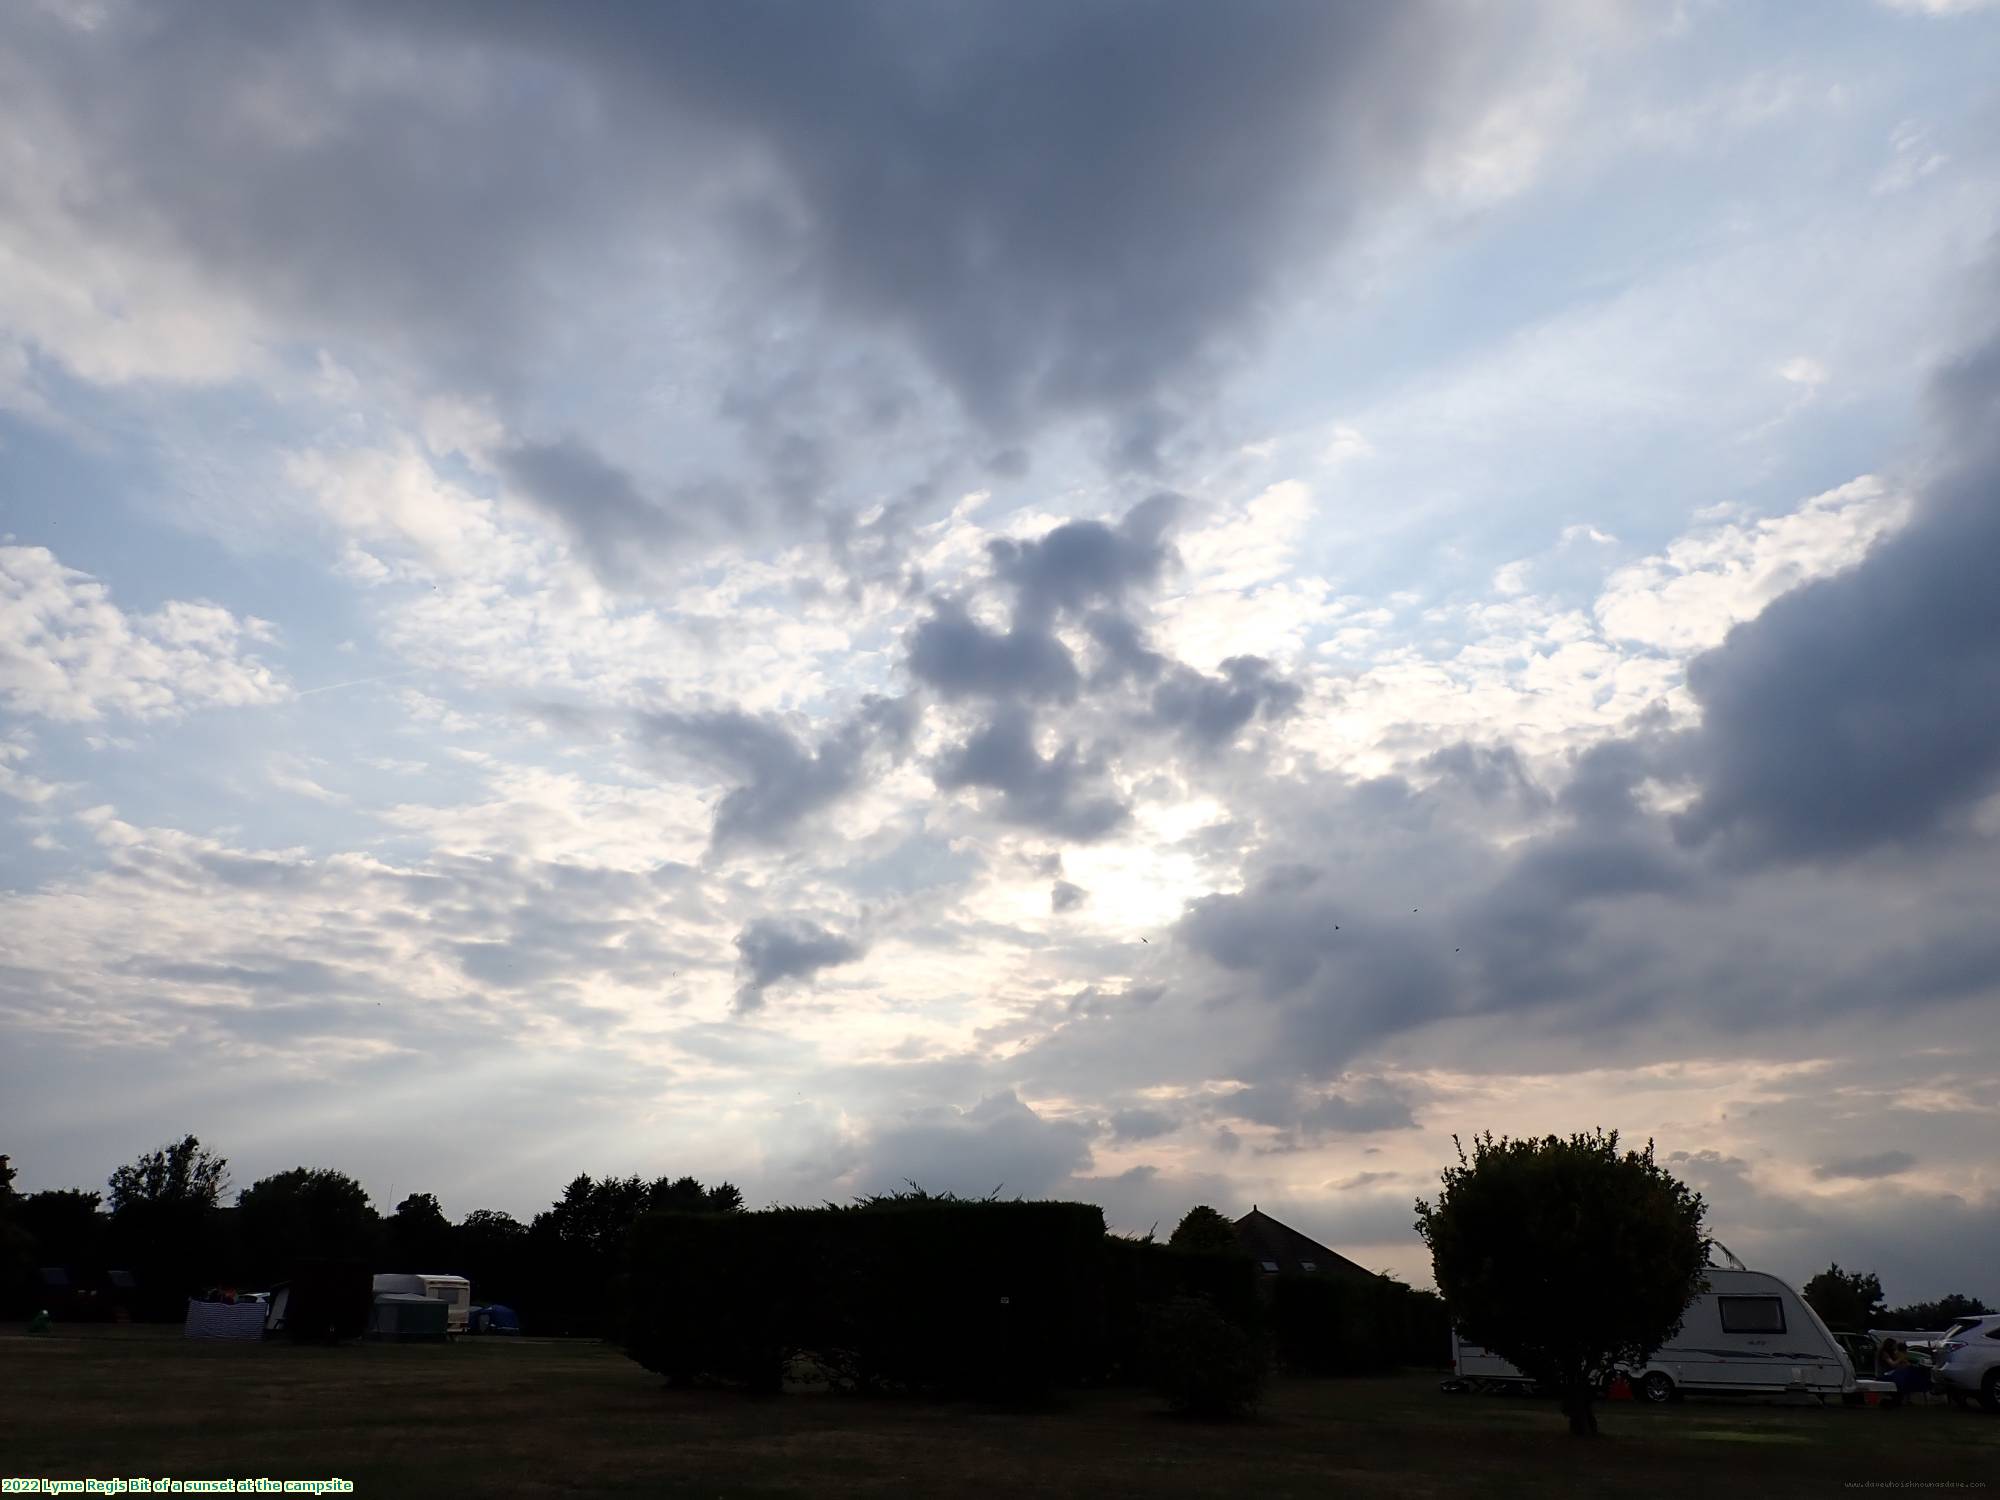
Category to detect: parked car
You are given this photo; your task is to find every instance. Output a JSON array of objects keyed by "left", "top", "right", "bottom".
[{"left": 1931, "top": 1313, "right": 2000, "bottom": 1412}]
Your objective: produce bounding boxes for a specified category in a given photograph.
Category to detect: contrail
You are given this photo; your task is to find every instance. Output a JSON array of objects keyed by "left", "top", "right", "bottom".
[{"left": 293, "top": 668, "right": 422, "bottom": 698}]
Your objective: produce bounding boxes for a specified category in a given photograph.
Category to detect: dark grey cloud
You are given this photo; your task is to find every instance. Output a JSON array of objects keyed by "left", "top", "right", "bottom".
[
  {"left": 906, "top": 602, "right": 1080, "bottom": 703},
  {"left": 1421, "top": 741, "right": 1552, "bottom": 813},
  {"left": 1217, "top": 1079, "right": 1419, "bottom": 1139},
  {"left": 1673, "top": 314, "right": 2000, "bottom": 863},
  {"left": 733, "top": 917, "right": 865, "bottom": 1014},
  {"left": 640, "top": 696, "right": 914, "bottom": 853},
  {"left": 2, "top": 0, "right": 1555, "bottom": 491},
  {"left": 419, "top": 3, "right": 1517, "bottom": 441},
  {"left": 1813, "top": 1151, "right": 1918, "bottom": 1182},
  {"left": 933, "top": 707, "right": 1131, "bottom": 841},
  {"left": 1050, "top": 880, "right": 1089, "bottom": 914},
  {"left": 990, "top": 493, "right": 1180, "bottom": 623},
  {"left": 498, "top": 440, "right": 722, "bottom": 584},
  {"left": 1106, "top": 1105, "right": 1177, "bottom": 1143},
  {"left": 857, "top": 1090, "right": 1094, "bottom": 1199},
  {"left": 1150, "top": 655, "right": 1302, "bottom": 748}
]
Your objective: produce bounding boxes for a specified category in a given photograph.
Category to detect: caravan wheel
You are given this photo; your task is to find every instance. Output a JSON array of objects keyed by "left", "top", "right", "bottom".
[{"left": 1638, "top": 1371, "right": 1677, "bottom": 1404}]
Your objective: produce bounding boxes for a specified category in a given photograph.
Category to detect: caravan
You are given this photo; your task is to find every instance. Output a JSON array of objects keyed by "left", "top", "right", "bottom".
[
  {"left": 372, "top": 1272, "right": 473, "bottom": 1333},
  {"left": 1452, "top": 1251, "right": 1890, "bottom": 1402}
]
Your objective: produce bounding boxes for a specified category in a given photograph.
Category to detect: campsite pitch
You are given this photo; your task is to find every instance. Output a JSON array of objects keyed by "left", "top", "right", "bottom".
[{"left": 4, "top": 1327, "right": 1994, "bottom": 1498}]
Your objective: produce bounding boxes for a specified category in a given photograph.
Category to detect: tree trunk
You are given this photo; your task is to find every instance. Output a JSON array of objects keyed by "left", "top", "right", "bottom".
[{"left": 1561, "top": 1382, "right": 1599, "bottom": 1437}]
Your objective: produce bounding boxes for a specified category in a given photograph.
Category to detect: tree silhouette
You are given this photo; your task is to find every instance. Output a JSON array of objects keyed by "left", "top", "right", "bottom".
[
  {"left": 1167, "top": 1204, "right": 1241, "bottom": 1256},
  {"left": 1416, "top": 1130, "right": 1707, "bottom": 1437},
  {"left": 1801, "top": 1263, "right": 1886, "bottom": 1330},
  {"left": 1882, "top": 1292, "right": 1991, "bottom": 1329},
  {"left": 237, "top": 1168, "right": 379, "bottom": 1281},
  {"left": 107, "top": 1135, "right": 229, "bottom": 1218},
  {"left": 105, "top": 1135, "right": 230, "bottom": 1308},
  {"left": 386, "top": 1192, "right": 455, "bottom": 1270}
]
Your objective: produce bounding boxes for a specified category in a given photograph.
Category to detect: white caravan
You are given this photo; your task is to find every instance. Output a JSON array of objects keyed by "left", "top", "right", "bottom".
[
  {"left": 372, "top": 1272, "right": 472, "bottom": 1332},
  {"left": 1452, "top": 1255, "right": 1886, "bottom": 1402}
]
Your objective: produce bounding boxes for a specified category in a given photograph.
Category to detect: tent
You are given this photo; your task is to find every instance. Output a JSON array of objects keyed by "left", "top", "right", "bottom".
[
  {"left": 468, "top": 1303, "right": 520, "bottom": 1334},
  {"left": 369, "top": 1292, "right": 449, "bottom": 1342},
  {"left": 184, "top": 1299, "right": 267, "bottom": 1341}
]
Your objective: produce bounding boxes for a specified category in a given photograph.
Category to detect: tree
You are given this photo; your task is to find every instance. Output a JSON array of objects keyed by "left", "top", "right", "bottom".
[
  {"left": 106, "top": 1136, "right": 230, "bottom": 1309},
  {"left": 705, "top": 1181, "right": 744, "bottom": 1213},
  {"left": 19, "top": 1190, "right": 108, "bottom": 1269},
  {"left": 0, "top": 1154, "right": 32, "bottom": 1307},
  {"left": 1167, "top": 1205, "right": 1242, "bottom": 1257},
  {"left": 107, "top": 1135, "right": 229, "bottom": 1219},
  {"left": 236, "top": 1168, "right": 379, "bottom": 1282},
  {"left": 457, "top": 1209, "right": 529, "bottom": 1308},
  {"left": 1883, "top": 1292, "right": 1991, "bottom": 1329},
  {"left": 386, "top": 1192, "right": 455, "bottom": 1270},
  {"left": 1415, "top": 1130, "right": 1708, "bottom": 1437},
  {"left": 1801, "top": 1263, "right": 1886, "bottom": 1330},
  {"left": 526, "top": 1173, "right": 740, "bottom": 1335}
]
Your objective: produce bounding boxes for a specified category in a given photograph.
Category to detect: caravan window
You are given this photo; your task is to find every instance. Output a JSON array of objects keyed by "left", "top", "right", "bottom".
[{"left": 1718, "top": 1296, "right": 1786, "bottom": 1334}]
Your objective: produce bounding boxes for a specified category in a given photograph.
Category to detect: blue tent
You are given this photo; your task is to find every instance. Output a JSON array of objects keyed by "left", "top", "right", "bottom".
[{"left": 469, "top": 1303, "right": 520, "bottom": 1334}]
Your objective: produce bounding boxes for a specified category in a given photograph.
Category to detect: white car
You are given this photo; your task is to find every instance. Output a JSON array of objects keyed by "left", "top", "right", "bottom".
[{"left": 1931, "top": 1313, "right": 2000, "bottom": 1412}]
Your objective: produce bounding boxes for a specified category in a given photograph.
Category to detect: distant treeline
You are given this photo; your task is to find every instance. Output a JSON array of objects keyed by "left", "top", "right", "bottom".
[{"left": 0, "top": 1136, "right": 738, "bottom": 1333}]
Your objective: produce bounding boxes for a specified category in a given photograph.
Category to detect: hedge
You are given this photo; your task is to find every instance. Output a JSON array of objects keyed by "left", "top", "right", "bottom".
[
  {"left": 1270, "top": 1271, "right": 1452, "bottom": 1374},
  {"left": 620, "top": 1199, "right": 1109, "bottom": 1399}
]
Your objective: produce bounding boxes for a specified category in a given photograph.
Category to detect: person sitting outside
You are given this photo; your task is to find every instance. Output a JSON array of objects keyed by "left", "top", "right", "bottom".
[{"left": 1881, "top": 1340, "right": 1932, "bottom": 1400}]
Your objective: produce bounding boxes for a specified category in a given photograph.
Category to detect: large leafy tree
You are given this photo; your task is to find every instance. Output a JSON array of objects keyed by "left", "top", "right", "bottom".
[
  {"left": 1801, "top": 1263, "right": 1886, "bottom": 1330},
  {"left": 106, "top": 1136, "right": 231, "bottom": 1306},
  {"left": 236, "top": 1168, "right": 379, "bottom": 1281},
  {"left": 457, "top": 1209, "right": 529, "bottom": 1306},
  {"left": 385, "top": 1192, "right": 455, "bottom": 1271},
  {"left": 528, "top": 1173, "right": 740, "bottom": 1335},
  {"left": 107, "top": 1135, "right": 229, "bottom": 1219},
  {"left": 1416, "top": 1130, "right": 1708, "bottom": 1437},
  {"left": 19, "top": 1190, "right": 108, "bottom": 1269},
  {"left": 1167, "top": 1205, "right": 1243, "bottom": 1257}
]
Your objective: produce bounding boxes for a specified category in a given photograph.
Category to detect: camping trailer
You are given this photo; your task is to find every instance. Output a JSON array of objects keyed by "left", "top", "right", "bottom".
[
  {"left": 1451, "top": 1264, "right": 1886, "bottom": 1401},
  {"left": 372, "top": 1272, "right": 472, "bottom": 1332}
]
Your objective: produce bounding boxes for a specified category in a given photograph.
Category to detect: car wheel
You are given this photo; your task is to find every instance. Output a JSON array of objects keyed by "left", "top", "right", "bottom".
[
  {"left": 1980, "top": 1370, "right": 2000, "bottom": 1415},
  {"left": 1639, "top": 1371, "right": 1676, "bottom": 1404}
]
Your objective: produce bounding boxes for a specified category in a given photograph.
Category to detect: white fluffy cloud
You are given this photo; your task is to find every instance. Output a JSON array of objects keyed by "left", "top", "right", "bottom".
[{"left": 0, "top": 545, "right": 288, "bottom": 721}]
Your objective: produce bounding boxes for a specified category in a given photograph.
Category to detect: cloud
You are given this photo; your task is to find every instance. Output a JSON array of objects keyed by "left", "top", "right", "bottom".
[
  {"left": 0, "top": 0, "right": 1572, "bottom": 471},
  {"left": 1593, "top": 476, "right": 1906, "bottom": 654},
  {"left": 498, "top": 440, "right": 717, "bottom": 584},
  {"left": 733, "top": 917, "right": 865, "bottom": 1014},
  {"left": 1218, "top": 1077, "right": 1422, "bottom": 1141},
  {"left": 0, "top": 545, "right": 289, "bottom": 721},
  {"left": 990, "top": 494, "right": 1181, "bottom": 623},
  {"left": 1673, "top": 317, "right": 2000, "bottom": 862},
  {"left": 1050, "top": 880, "right": 1089, "bottom": 914},
  {"left": 1149, "top": 655, "right": 1303, "bottom": 748},
  {"left": 640, "top": 696, "right": 914, "bottom": 853},
  {"left": 906, "top": 601, "right": 1080, "bottom": 703},
  {"left": 1813, "top": 1151, "right": 1918, "bottom": 1181},
  {"left": 856, "top": 1090, "right": 1094, "bottom": 1199},
  {"left": 933, "top": 707, "right": 1131, "bottom": 841},
  {"left": 1106, "top": 1105, "right": 1177, "bottom": 1143}
]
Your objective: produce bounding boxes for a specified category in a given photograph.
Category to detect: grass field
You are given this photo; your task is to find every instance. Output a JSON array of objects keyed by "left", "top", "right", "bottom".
[{"left": 3, "top": 1326, "right": 1995, "bottom": 1498}]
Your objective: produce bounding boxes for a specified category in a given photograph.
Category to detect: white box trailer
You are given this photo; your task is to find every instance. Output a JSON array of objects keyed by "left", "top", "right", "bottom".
[
  {"left": 1451, "top": 1264, "right": 1888, "bottom": 1402},
  {"left": 372, "top": 1272, "right": 472, "bottom": 1332}
]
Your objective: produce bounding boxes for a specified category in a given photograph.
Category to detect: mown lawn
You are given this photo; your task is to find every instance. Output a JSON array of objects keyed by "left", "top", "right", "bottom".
[{"left": 3, "top": 1326, "right": 1994, "bottom": 1498}]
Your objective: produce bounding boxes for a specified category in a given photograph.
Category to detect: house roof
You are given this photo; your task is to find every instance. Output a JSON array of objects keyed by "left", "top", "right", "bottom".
[{"left": 1232, "top": 1207, "right": 1376, "bottom": 1280}]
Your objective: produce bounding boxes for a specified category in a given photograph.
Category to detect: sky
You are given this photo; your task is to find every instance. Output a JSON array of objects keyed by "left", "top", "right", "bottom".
[{"left": 3, "top": 0, "right": 1998, "bottom": 1303}]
